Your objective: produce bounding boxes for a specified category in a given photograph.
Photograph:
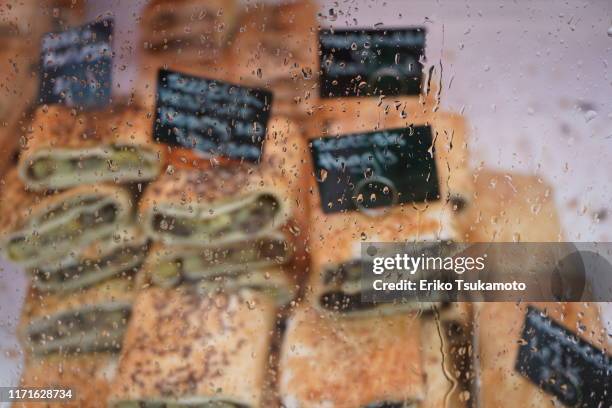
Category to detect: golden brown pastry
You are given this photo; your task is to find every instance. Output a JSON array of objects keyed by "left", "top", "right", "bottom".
[
  {"left": 137, "top": 0, "right": 239, "bottom": 106},
  {"left": 141, "top": 0, "right": 238, "bottom": 59},
  {"left": 140, "top": 117, "right": 310, "bottom": 261},
  {"left": 29, "top": 226, "right": 148, "bottom": 293},
  {"left": 280, "top": 304, "right": 425, "bottom": 407},
  {"left": 306, "top": 111, "right": 461, "bottom": 315},
  {"left": 19, "top": 277, "right": 135, "bottom": 355},
  {"left": 229, "top": 0, "right": 318, "bottom": 118},
  {"left": 0, "top": 170, "right": 133, "bottom": 267},
  {"left": 463, "top": 170, "right": 608, "bottom": 407},
  {"left": 18, "top": 104, "right": 163, "bottom": 191},
  {"left": 108, "top": 287, "right": 276, "bottom": 407},
  {"left": 15, "top": 353, "right": 117, "bottom": 408}
]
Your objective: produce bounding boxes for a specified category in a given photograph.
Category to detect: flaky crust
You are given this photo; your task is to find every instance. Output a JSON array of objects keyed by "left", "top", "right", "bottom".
[
  {"left": 19, "top": 277, "right": 135, "bottom": 336},
  {"left": 457, "top": 169, "right": 563, "bottom": 242},
  {"left": 18, "top": 104, "right": 163, "bottom": 190},
  {"left": 109, "top": 287, "right": 275, "bottom": 407},
  {"left": 228, "top": 0, "right": 317, "bottom": 118},
  {"left": 463, "top": 170, "right": 606, "bottom": 407},
  {"left": 21, "top": 104, "right": 154, "bottom": 153},
  {"left": 141, "top": 0, "right": 239, "bottom": 50},
  {"left": 280, "top": 305, "right": 424, "bottom": 407},
  {"left": 0, "top": 169, "right": 132, "bottom": 238},
  {"left": 15, "top": 354, "right": 118, "bottom": 408},
  {"left": 139, "top": 116, "right": 310, "bottom": 251}
]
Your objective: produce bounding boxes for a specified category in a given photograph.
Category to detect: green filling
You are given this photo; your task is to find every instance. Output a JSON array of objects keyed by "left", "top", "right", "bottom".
[
  {"left": 28, "top": 148, "right": 153, "bottom": 181},
  {"left": 154, "top": 195, "right": 280, "bottom": 239},
  {"left": 150, "top": 238, "right": 288, "bottom": 287},
  {"left": 7, "top": 203, "right": 118, "bottom": 262},
  {"left": 34, "top": 245, "right": 144, "bottom": 288},
  {"left": 28, "top": 307, "right": 130, "bottom": 347}
]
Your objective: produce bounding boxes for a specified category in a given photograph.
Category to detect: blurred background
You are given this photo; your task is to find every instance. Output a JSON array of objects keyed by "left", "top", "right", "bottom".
[{"left": 0, "top": 0, "right": 611, "bottom": 395}]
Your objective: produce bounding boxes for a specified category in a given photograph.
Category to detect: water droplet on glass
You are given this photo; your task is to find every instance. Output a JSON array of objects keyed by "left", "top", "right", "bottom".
[{"left": 584, "top": 110, "right": 597, "bottom": 122}]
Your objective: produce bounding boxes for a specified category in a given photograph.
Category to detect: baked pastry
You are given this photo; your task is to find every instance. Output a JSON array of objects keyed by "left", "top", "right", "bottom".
[
  {"left": 29, "top": 226, "right": 148, "bottom": 293},
  {"left": 19, "top": 277, "right": 135, "bottom": 355},
  {"left": 138, "top": 239, "right": 296, "bottom": 306},
  {"left": 463, "top": 170, "right": 608, "bottom": 406},
  {"left": 280, "top": 304, "right": 425, "bottom": 407},
  {"left": 18, "top": 104, "right": 162, "bottom": 191},
  {"left": 140, "top": 0, "right": 239, "bottom": 61},
  {"left": 0, "top": 170, "right": 132, "bottom": 267},
  {"left": 137, "top": 0, "right": 239, "bottom": 107},
  {"left": 108, "top": 287, "right": 276, "bottom": 407},
  {"left": 140, "top": 117, "right": 310, "bottom": 259},
  {"left": 15, "top": 353, "right": 117, "bottom": 408},
  {"left": 306, "top": 114, "right": 460, "bottom": 316},
  {"left": 229, "top": 0, "right": 318, "bottom": 118}
]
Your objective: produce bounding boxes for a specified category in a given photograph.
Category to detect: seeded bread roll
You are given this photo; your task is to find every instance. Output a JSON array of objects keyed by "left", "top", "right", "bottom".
[
  {"left": 18, "top": 104, "right": 163, "bottom": 191},
  {"left": 19, "top": 277, "right": 135, "bottom": 355},
  {"left": 109, "top": 287, "right": 276, "bottom": 408},
  {"left": 0, "top": 169, "right": 133, "bottom": 267},
  {"left": 15, "top": 353, "right": 117, "bottom": 408}
]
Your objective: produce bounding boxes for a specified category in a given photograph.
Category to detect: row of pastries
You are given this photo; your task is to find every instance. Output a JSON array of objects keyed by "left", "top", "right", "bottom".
[{"left": 0, "top": 1, "right": 608, "bottom": 407}]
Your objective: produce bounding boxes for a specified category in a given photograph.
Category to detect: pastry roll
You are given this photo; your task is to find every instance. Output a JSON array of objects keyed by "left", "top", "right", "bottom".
[
  {"left": 0, "top": 171, "right": 132, "bottom": 267},
  {"left": 457, "top": 169, "right": 563, "bottom": 242},
  {"left": 307, "top": 116, "right": 459, "bottom": 315},
  {"left": 280, "top": 304, "right": 425, "bottom": 407},
  {"left": 140, "top": 0, "right": 238, "bottom": 62},
  {"left": 142, "top": 236, "right": 294, "bottom": 294},
  {"left": 30, "top": 226, "right": 148, "bottom": 293},
  {"left": 19, "top": 277, "right": 135, "bottom": 355},
  {"left": 464, "top": 171, "right": 608, "bottom": 406},
  {"left": 109, "top": 287, "right": 276, "bottom": 407},
  {"left": 230, "top": 0, "right": 318, "bottom": 118},
  {"left": 18, "top": 104, "right": 162, "bottom": 191},
  {"left": 141, "top": 117, "right": 310, "bottom": 253},
  {"left": 140, "top": 164, "right": 291, "bottom": 246},
  {"left": 15, "top": 353, "right": 117, "bottom": 408}
]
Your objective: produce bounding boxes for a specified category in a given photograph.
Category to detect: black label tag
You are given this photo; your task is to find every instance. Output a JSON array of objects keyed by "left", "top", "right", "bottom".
[
  {"left": 154, "top": 69, "right": 273, "bottom": 162},
  {"left": 310, "top": 126, "right": 440, "bottom": 214},
  {"left": 516, "top": 306, "right": 612, "bottom": 407},
  {"left": 39, "top": 19, "right": 113, "bottom": 108},
  {"left": 319, "top": 28, "right": 425, "bottom": 98}
]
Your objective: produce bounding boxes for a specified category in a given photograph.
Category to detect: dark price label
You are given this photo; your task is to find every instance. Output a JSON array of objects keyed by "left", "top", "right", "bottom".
[
  {"left": 154, "top": 69, "right": 273, "bottom": 162},
  {"left": 39, "top": 19, "right": 113, "bottom": 108},
  {"left": 310, "top": 126, "right": 440, "bottom": 214},
  {"left": 319, "top": 28, "right": 425, "bottom": 98},
  {"left": 516, "top": 307, "right": 612, "bottom": 407}
]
